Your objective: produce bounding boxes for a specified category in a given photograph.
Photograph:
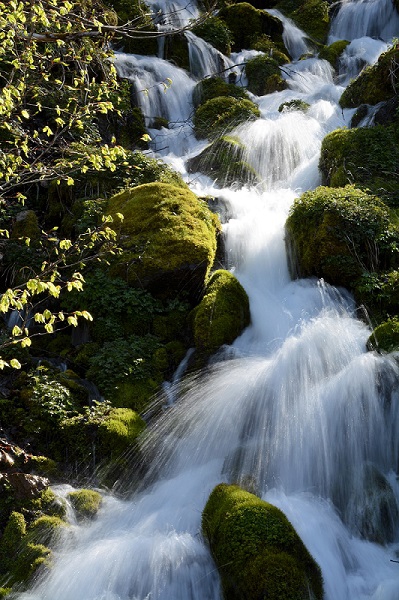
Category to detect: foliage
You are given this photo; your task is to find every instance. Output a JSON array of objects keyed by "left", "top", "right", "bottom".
[
  {"left": 285, "top": 185, "right": 391, "bottom": 289},
  {"left": 191, "top": 269, "right": 250, "bottom": 360},
  {"left": 67, "top": 489, "right": 102, "bottom": 520},
  {"left": 192, "top": 16, "right": 233, "bottom": 55},
  {"left": 202, "top": 483, "right": 323, "bottom": 600},
  {"left": 245, "top": 54, "right": 287, "bottom": 95},
  {"left": 193, "top": 96, "right": 260, "bottom": 140}
]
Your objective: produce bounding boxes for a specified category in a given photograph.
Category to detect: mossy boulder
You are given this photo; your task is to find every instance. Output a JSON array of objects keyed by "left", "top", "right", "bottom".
[
  {"left": 318, "top": 40, "right": 350, "bottom": 70},
  {"left": 252, "top": 35, "right": 290, "bottom": 63},
  {"left": 319, "top": 125, "right": 399, "bottom": 206},
  {"left": 218, "top": 3, "right": 284, "bottom": 51},
  {"left": 367, "top": 317, "right": 399, "bottom": 353},
  {"left": 339, "top": 47, "right": 399, "bottom": 109},
  {"left": 11, "top": 210, "right": 41, "bottom": 240},
  {"left": 193, "top": 77, "right": 249, "bottom": 108},
  {"left": 28, "top": 515, "right": 68, "bottom": 546},
  {"left": 192, "top": 16, "right": 233, "bottom": 55},
  {"left": 191, "top": 270, "right": 250, "bottom": 359},
  {"left": 245, "top": 54, "right": 287, "bottom": 95},
  {"left": 67, "top": 489, "right": 103, "bottom": 520},
  {"left": 278, "top": 99, "right": 310, "bottom": 112},
  {"left": 193, "top": 96, "right": 260, "bottom": 140},
  {"left": 285, "top": 185, "right": 390, "bottom": 289},
  {"left": 186, "top": 136, "right": 261, "bottom": 187},
  {"left": 97, "top": 407, "right": 145, "bottom": 456},
  {"left": 202, "top": 484, "right": 323, "bottom": 600},
  {"left": 276, "top": 0, "right": 330, "bottom": 43},
  {"left": 107, "top": 182, "right": 220, "bottom": 301},
  {"left": 163, "top": 33, "right": 190, "bottom": 70}
]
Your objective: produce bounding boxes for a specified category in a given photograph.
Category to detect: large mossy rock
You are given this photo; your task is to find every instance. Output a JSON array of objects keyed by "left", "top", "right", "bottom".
[
  {"left": 191, "top": 270, "right": 250, "bottom": 359},
  {"left": 186, "top": 136, "right": 260, "bottom": 187},
  {"left": 193, "top": 96, "right": 260, "bottom": 140},
  {"left": 192, "top": 16, "right": 234, "bottom": 55},
  {"left": 285, "top": 185, "right": 390, "bottom": 289},
  {"left": 107, "top": 183, "right": 220, "bottom": 301},
  {"left": 193, "top": 77, "right": 249, "bottom": 108},
  {"left": 319, "top": 125, "right": 399, "bottom": 206},
  {"left": 318, "top": 40, "right": 350, "bottom": 70},
  {"left": 218, "top": 2, "right": 284, "bottom": 51},
  {"left": 276, "top": 0, "right": 330, "bottom": 43},
  {"left": 339, "top": 47, "right": 399, "bottom": 109},
  {"left": 245, "top": 54, "right": 287, "bottom": 95},
  {"left": 202, "top": 484, "right": 323, "bottom": 600},
  {"left": 367, "top": 316, "right": 399, "bottom": 353}
]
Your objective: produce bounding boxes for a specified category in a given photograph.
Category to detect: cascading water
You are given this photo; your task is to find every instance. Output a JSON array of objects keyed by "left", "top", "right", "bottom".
[{"left": 15, "top": 1, "right": 399, "bottom": 599}]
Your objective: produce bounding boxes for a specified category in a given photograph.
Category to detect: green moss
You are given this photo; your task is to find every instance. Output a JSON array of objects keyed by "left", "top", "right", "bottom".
[
  {"left": 202, "top": 484, "right": 323, "bottom": 600},
  {"left": 340, "top": 47, "right": 399, "bottom": 108},
  {"left": 0, "top": 512, "right": 27, "bottom": 573},
  {"left": 67, "top": 489, "right": 103, "bottom": 520},
  {"left": 277, "top": 0, "right": 329, "bottom": 43},
  {"left": 245, "top": 54, "right": 287, "bottom": 95},
  {"left": 194, "top": 96, "right": 260, "bottom": 140},
  {"left": 191, "top": 270, "right": 250, "bottom": 358},
  {"left": 368, "top": 317, "right": 399, "bottom": 352},
  {"left": 319, "top": 125, "right": 399, "bottom": 206},
  {"left": 98, "top": 408, "right": 145, "bottom": 455},
  {"left": 252, "top": 35, "right": 290, "bottom": 64},
  {"left": 278, "top": 99, "right": 310, "bottom": 112},
  {"left": 11, "top": 210, "right": 41, "bottom": 240},
  {"left": 107, "top": 183, "right": 220, "bottom": 301},
  {"left": 285, "top": 185, "right": 390, "bottom": 289},
  {"left": 186, "top": 135, "right": 261, "bottom": 187},
  {"left": 219, "top": 3, "right": 284, "bottom": 51},
  {"left": 193, "top": 77, "right": 249, "bottom": 108},
  {"left": 319, "top": 40, "right": 350, "bottom": 69},
  {"left": 192, "top": 16, "right": 233, "bottom": 55},
  {"left": 28, "top": 515, "right": 68, "bottom": 546}
]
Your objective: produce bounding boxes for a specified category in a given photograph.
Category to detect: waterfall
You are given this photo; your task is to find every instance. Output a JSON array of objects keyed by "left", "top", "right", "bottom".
[{"left": 16, "top": 1, "right": 399, "bottom": 599}]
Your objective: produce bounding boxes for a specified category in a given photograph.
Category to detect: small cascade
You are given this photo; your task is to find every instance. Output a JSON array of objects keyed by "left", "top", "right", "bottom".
[
  {"left": 113, "top": 53, "right": 196, "bottom": 126},
  {"left": 337, "top": 36, "right": 389, "bottom": 83},
  {"left": 185, "top": 31, "right": 233, "bottom": 79},
  {"left": 267, "top": 8, "right": 312, "bottom": 60},
  {"left": 329, "top": 0, "right": 399, "bottom": 43},
  {"left": 146, "top": 0, "right": 199, "bottom": 29}
]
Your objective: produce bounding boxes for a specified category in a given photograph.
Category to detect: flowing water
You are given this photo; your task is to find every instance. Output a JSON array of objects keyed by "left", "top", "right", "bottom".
[{"left": 15, "top": 1, "right": 399, "bottom": 599}]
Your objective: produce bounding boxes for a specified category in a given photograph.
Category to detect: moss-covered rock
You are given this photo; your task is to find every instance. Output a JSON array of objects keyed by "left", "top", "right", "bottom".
[
  {"left": 163, "top": 33, "right": 190, "bottom": 70},
  {"left": 278, "top": 99, "right": 310, "bottom": 112},
  {"left": 276, "top": 0, "right": 330, "bottom": 43},
  {"left": 339, "top": 46, "right": 399, "bottom": 109},
  {"left": 28, "top": 515, "right": 68, "bottom": 546},
  {"left": 218, "top": 2, "right": 284, "bottom": 51},
  {"left": 186, "top": 136, "right": 261, "bottom": 187},
  {"left": 193, "top": 77, "right": 249, "bottom": 108},
  {"left": 367, "top": 317, "right": 399, "bottom": 353},
  {"left": 318, "top": 39, "right": 350, "bottom": 70},
  {"left": 319, "top": 125, "right": 399, "bottom": 206},
  {"left": 192, "top": 16, "right": 233, "bottom": 55},
  {"left": 107, "top": 182, "right": 220, "bottom": 300},
  {"left": 67, "top": 489, "right": 103, "bottom": 520},
  {"left": 202, "top": 484, "right": 323, "bottom": 600},
  {"left": 11, "top": 210, "right": 41, "bottom": 240},
  {"left": 97, "top": 407, "right": 145, "bottom": 456},
  {"left": 245, "top": 54, "right": 287, "bottom": 95},
  {"left": 252, "top": 35, "right": 290, "bottom": 63},
  {"left": 194, "top": 96, "right": 260, "bottom": 140},
  {"left": 191, "top": 270, "right": 250, "bottom": 359},
  {"left": 285, "top": 185, "right": 390, "bottom": 289}
]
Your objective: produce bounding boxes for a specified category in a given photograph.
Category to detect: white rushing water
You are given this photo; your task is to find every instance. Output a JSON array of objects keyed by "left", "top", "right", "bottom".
[{"left": 15, "top": 1, "right": 399, "bottom": 599}]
